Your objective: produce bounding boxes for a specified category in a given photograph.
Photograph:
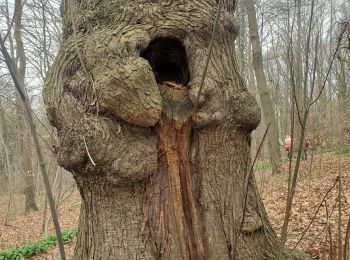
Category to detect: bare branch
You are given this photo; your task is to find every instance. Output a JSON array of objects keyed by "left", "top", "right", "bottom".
[{"left": 83, "top": 135, "right": 96, "bottom": 166}]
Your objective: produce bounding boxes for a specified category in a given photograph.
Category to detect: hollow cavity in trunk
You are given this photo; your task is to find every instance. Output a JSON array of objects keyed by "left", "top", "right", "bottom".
[{"left": 142, "top": 38, "right": 203, "bottom": 259}]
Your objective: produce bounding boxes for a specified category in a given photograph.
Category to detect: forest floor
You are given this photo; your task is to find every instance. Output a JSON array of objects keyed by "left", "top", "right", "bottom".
[
  {"left": 258, "top": 149, "right": 350, "bottom": 259},
  {"left": 0, "top": 150, "right": 349, "bottom": 259}
]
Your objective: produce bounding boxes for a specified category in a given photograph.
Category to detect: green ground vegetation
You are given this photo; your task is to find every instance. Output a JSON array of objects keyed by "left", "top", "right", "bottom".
[{"left": 0, "top": 229, "right": 77, "bottom": 260}]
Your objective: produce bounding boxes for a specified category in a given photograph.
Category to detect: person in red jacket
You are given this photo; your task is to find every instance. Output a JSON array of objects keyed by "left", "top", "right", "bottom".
[{"left": 284, "top": 135, "right": 292, "bottom": 158}]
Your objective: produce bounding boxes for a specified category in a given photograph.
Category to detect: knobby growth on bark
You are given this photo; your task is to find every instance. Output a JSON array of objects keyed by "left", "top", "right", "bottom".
[{"left": 44, "top": 0, "right": 310, "bottom": 259}]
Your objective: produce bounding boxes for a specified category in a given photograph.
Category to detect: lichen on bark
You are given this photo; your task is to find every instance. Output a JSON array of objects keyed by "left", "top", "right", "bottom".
[{"left": 44, "top": 1, "right": 309, "bottom": 259}]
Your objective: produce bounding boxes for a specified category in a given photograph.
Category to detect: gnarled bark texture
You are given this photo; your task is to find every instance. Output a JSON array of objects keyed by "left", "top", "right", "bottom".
[{"left": 44, "top": 1, "right": 309, "bottom": 259}]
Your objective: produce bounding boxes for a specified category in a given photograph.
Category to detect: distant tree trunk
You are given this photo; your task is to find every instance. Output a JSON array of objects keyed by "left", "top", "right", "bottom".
[
  {"left": 0, "top": 114, "right": 14, "bottom": 225},
  {"left": 44, "top": 1, "right": 308, "bottom": 259},
  {"left": 0, "top": 107, "right": 10, "bottom": 187},
  {"left": 14, "top": 0, "right": 38, "bottom": 213},
  {"left": 244, "top": 0, "right": 282, "bottom": 173},
  {"left": 294, "top": 0, "right": 304, "bottom": 148},
  {"left": 337, "top": 55, "right": 350, "bottom": 142}
]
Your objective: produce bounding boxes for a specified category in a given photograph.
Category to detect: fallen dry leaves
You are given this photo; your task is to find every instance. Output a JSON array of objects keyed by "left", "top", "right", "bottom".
[
  {"left": 0, "top": 190, "right": 80, "bottom": 257},
  {"left": 258, "top": 151, "right": 350, "bottom": 259},
  {"left": 0, "top": 151, "right": 349, "bottom": 259}
]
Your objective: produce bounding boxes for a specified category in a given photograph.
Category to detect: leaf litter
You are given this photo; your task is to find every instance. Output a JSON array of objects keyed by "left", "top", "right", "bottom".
[{"left": 0, "top": 151, "right": 349, "bottom": 259}]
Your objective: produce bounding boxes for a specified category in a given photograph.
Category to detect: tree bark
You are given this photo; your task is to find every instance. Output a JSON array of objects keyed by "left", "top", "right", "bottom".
[
  {"left": 337, "top": 56, "right": 350, "bottom": 142},
  {"left": 14, "top": 0, "right": 38, "bottom": 213},
  {"left": 294, "top": 0, "right": 304, "bottom": 151},
  {"left": 44, "top": 1, "right": 309, "bottom": 259},
  {"left": 244, "top": 0, "right": 282, "bottom": 173}
]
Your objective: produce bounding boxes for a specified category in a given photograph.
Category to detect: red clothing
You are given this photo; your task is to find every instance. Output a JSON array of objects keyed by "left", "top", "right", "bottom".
[
  {"left": 303, "top": 139, "right": 310, "bottom": 151},
  {"left": 284, "top": 137, "right": 292, "bottom": 151}
]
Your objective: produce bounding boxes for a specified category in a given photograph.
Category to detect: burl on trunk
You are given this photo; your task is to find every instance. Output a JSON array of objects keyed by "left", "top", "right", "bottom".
[{"left": 44, "top": 1, "right": 308, "bottom": 259}]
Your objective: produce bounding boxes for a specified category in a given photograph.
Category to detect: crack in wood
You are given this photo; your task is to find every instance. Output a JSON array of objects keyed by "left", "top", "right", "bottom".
[{"left": 145, "top": 82, "right": 205, "bottom": 260}]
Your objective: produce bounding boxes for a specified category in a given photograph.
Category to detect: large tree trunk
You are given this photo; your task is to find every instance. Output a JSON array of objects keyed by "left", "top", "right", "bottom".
[
  {"left": 14, "top": 0, "right": 38, "bottom": 213},
  {"left": 244, "top": 0, "right": 282, "bottom": 174},
  {"left": 44, "top": 1, "right": 308, "bottom": 259}
]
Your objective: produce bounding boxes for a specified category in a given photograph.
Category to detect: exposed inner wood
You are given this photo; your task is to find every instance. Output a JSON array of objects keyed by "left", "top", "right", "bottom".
[{"left": 145, "top": 82, "right": 205, "bottom": 259}]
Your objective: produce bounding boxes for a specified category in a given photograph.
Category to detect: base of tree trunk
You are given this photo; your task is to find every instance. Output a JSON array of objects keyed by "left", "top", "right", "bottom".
[
  {"left": 24, "top": 178, "right": 39, "bottom": 213},
  {"left": 73, "top": 175, "right": 309, "bottom": 260},
  {"left": 72, "top": 82, "right": 310, "bottom": 260}
]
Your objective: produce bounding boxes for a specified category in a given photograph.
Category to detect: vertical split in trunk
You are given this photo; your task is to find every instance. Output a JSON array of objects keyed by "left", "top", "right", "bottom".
[
  {"left": 142, "top": 39, "right": 204, "bottom": 259},
  {"left": 158, "top": 113, "right": 204, "bottom": 259},
  {"left": 145, "top": 84, "right": 204, "bottom": 260}
]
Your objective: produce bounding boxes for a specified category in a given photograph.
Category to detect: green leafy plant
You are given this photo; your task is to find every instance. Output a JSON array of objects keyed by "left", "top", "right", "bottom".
[
  {"left": 0, "top": 229, "right": 77, "bottom": 260},
  {"left": 335, "top": 147, "right": 350, "bottom": 156},
  {"left": 254, "top": 161, "right": 271, "bottom": 171}
]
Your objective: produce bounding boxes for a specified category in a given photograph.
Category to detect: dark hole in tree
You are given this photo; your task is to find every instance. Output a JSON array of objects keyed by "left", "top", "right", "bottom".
[{"left": 141, "top": 37, "right": 190, "bottom": 86}]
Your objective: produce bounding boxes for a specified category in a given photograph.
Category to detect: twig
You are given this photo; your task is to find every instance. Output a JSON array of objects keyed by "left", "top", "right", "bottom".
[
  {"left": 326, "top": 201, "right": 335, "bottom": 259},
  {"left": 0, "top": 34, "right": 66, "bottom": 260},
  {"left": 305, "top": 200, "right": 336, "bottom": 253},
  {"left": 68, "top": 1, "right": 99, "bottom": 115},
  {"left": 241, "top": 123, "right": 270, "bottom": 231},
  {"left": 279, "top": 2, "right": 316, "bottom": 256},
  {"left": 3, "top": 0, "right": 16, "bottom": 42},
  {"left": 233, "top": 123, "right": 270, "bottom": 257},
  {"left": 83, "top": 136, "right": 96, "bottom": 166},
  {"left": 310, "top": 21, "right": 349, "bottom": 106},
  {"left": 68, "top": 2, "right": 88, "bottom": 76},
  {"left": 292, "top": 85, "right": 304, "bottom": 129},
  {"left": 305, "top": 224, "right": 326, "bottom": 253},
  {"left": 343, "top": 214, "right": 350, "bottom": 260},
  {"left": 293, "top": 176, "right": 339, "bottom": 249},
  {"left": 194, "top": 0, "right": 222, "bottom": 109},
  {"left": 338, "top": 170, "right": 343, "bottom": 260},
  {"left": 286, "top": 25, "right": 295, "bottom": 197}
]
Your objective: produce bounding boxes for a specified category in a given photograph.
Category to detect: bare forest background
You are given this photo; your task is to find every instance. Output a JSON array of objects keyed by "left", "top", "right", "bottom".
[{"left": 0, "top": 0, "right": 350, "bottom": 259}]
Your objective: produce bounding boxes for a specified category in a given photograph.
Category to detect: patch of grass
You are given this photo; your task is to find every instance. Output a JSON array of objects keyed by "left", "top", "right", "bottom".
[
  {"left": 0, "top": 229, "right": 77, "bottom": 260},
  {"left": 335, "top": 148, "right": 350, "bottom": 156},
  {"left": 254, "top": 161, "right": 271, "bottom": 171}
]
